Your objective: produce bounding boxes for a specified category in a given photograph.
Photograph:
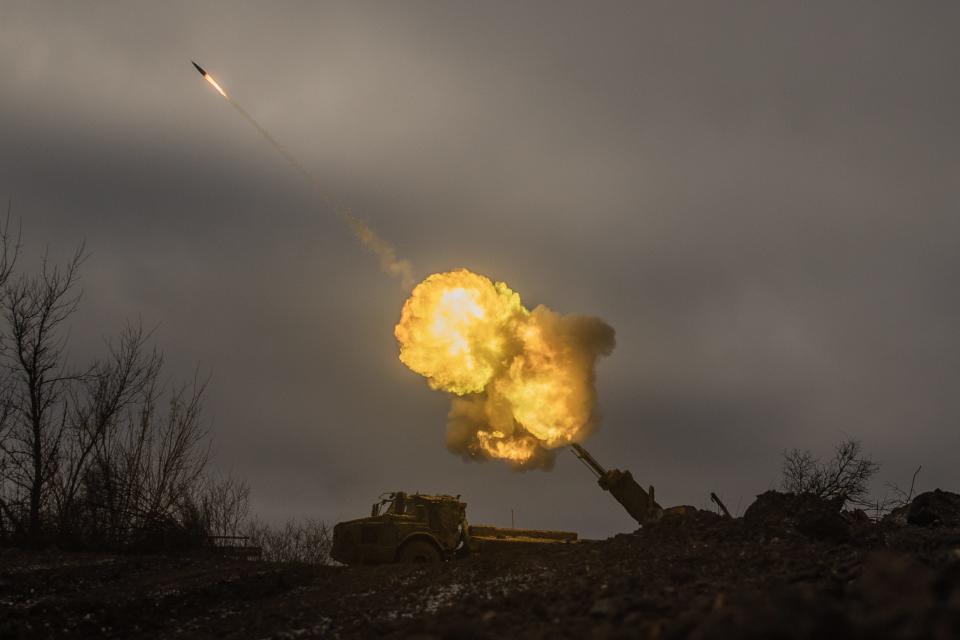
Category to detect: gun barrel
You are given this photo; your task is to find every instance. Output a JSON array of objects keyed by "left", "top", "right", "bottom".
[
  {"left": 570, "top": 442, "right": 662, "bottom": 525},
  {"left": 570, "top": 443, "right": 607, "bottom": 477}
]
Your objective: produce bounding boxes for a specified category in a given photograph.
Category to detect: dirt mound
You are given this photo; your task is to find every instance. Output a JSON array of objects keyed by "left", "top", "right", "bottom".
[
  {"left": 908, "top": 489, "right": 960, "bottom": 527},
  {"left": 743, "top": 490, "right": 849, "bottom": 541},
  {"left": 679, "top": 551, "right": 960, "bottom": 640},
  {"left": 658, "top": 505, "right": 722, "bottom": 528},
  {"left": 2, "top": 506, "right": 960, "bottom": 639}
]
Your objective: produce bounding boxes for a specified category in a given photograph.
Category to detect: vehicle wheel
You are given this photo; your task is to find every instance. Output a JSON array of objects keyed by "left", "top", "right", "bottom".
[{"left": 397, "top": 539, "right": 442, "bottom": 564}]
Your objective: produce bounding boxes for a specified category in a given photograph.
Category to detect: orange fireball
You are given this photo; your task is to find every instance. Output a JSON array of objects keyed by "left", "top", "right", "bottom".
[{"left": 396, "top": 269, "right": 615, "bottom": 467}]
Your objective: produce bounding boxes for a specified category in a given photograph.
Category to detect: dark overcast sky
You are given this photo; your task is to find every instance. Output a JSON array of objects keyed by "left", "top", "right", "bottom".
[{"left": 2, "top": 1, "right": 959, "bottom": 538}]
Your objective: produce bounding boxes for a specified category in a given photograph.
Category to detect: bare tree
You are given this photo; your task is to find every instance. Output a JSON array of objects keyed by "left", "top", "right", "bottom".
[
  {"left": 0, "top": 245, "right": 85, "bottom": 542},
  {"left": 0, "top": 202, "right": 20, "bottom": 285},
  {"left": 887, "top": 465, "right": 922, "bottom": 507},
  {"left": 86, "top": 371, "right": 164, "bottom": 545},
  {"left": 143, "top": 375, "right": 212, "bottom": 525},
  {"left": 200, "top": 473, "right": 251, "bottom": 537},
  {"left": 0, "top": 218, "right": 235, "bottom": 550},
  {"left": 51, "top": 321, "right": 162, "bottom": 542},
  {"left": 0, "top": 206, "right": 21, "bottom": 539},
  {"left": 782, "top": 438, "right": 880, "bottom": 508},
  {"left": 862, "top": 465, "right": 924, "bottom": 521},
  {"left": 83, "top": 370, "right": 213, "bottom": 547},
  {"left": 246, "top": 517, "right": 333, "bottom": 565}
]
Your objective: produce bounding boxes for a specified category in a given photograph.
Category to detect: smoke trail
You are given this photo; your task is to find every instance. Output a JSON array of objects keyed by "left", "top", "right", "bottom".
[
  {"left": 227, "top": 97, "right": 416, "bottom": 289},
  {"left": 230, "top": 101, "right": 313, "bottom": 183},
  {"left": 344, "top": 214, "right": 415, "bottom": 290}
]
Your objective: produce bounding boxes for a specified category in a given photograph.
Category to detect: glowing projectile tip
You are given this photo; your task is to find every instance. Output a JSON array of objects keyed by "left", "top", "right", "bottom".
[{"left": 191, "top": 60, "right": 228, "bottom": 99}]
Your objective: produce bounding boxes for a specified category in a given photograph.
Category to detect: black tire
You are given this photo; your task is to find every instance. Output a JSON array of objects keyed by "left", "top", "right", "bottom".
[{"left": 397, "top": 539, "right": 442, "bottom": 564}]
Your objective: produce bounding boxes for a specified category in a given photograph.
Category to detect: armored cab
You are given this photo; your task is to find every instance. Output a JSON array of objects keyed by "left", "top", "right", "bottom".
[
  {"left": 331, "top": 492, "right": 467, "bottom": 565},
  {"left": 331, "top": 491, "right": 578, "bottom": 565}
]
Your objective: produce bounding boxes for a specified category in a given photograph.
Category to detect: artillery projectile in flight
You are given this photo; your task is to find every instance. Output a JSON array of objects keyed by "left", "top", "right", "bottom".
[{"left": 191, "top": 60, "right": 228, "bottom": 98}]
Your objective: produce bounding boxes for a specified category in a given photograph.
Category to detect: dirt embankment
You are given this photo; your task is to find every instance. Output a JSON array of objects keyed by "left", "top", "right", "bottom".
[{"left": 2, "top": 491, "right": 960, "bottom": 639}]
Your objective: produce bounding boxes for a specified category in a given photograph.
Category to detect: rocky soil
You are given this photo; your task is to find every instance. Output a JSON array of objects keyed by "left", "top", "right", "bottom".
[{"left": 2, "top": 491, "right": 960, "bottom": 639}]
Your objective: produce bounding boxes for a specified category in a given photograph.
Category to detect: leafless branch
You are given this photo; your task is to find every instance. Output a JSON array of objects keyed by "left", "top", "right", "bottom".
[{"left": 781, "top": 438, "right": 880, "bottom": 508}]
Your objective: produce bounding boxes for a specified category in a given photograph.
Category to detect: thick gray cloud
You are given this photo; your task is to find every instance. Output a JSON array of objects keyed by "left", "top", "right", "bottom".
[{"left": 2, "top": 1, "right": 959, "bottom": 538}]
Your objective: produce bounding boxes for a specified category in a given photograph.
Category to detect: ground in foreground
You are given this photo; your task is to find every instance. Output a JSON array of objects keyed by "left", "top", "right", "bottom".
[{"left": 2, "top": 510, "right": 959, "bottom": 639}]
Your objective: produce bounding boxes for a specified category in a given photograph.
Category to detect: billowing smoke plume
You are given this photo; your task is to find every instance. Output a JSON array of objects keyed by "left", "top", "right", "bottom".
[{"left": 395, "top": 269, "right": 615, "bottom": 469}]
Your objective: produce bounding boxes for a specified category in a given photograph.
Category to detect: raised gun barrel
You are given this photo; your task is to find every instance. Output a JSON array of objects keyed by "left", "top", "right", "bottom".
[
  {"left": 570, "top": 443, "right": 662, "bottom": 525},
  {"left": 570, "top": 442, "right": 607, "bottom": 477}
]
